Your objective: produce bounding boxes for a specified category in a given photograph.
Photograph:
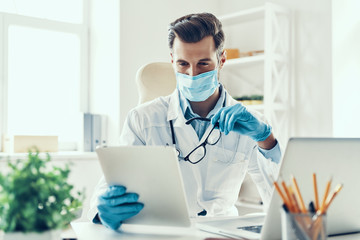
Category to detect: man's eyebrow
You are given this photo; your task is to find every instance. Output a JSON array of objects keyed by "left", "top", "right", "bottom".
[
  {"left": 199, "top": 58, "right": 211, "bottom": 62},
  {"left": 176, "top": 58, "right": 211, "bottom": 63}
]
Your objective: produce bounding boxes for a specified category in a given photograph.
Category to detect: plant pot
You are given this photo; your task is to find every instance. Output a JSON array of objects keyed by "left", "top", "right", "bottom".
[
  {"left": 239, "top": 100, "right": 252, "bottom": 105},
  {"left": 251, "top": 100, "right": 263, "bottom": 105},
  {"left": 0, "top": 229, "right": 61, "bottom": 240}
]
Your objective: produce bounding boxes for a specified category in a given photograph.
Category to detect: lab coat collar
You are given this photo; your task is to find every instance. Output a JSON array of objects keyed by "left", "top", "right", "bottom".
[
  {"left": 167, "top": 89, "right": 199, "bottom": 144},
  {"left": 224, "top": 87, "right": 237, "bottom": 106},
  {"left": 167, "top": 89, "right": 186, "bottom": 125}
]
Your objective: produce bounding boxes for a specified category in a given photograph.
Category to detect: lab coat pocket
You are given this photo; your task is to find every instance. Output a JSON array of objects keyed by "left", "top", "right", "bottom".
[{"left": 205, "top": 148, "right": 249, "bottom": 193}]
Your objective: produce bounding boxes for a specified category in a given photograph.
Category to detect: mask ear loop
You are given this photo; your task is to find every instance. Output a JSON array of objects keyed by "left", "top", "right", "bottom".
[
  {"left": 216, "top": 49, "right": 225, "bottom": 85},
  {"left": 217, "top": 49, "right": 226, "bottom": 66}
]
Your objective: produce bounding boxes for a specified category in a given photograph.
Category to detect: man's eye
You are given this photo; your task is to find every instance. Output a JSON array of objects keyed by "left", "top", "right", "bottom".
[
  {"left": 178, "top": 62, "right": 188, "bottom": 66},
  {"left": 199, "top": 62, "right": 209, "bottom": 66}
]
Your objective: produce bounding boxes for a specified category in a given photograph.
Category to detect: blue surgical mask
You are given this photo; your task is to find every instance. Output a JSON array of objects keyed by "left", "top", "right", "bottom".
[{"left": 176, "top": 69, "right": 219, "bottom": 102}]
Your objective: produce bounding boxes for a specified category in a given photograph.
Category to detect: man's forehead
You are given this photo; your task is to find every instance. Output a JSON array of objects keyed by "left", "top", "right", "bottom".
[{"left": 172, "top": 36, "right": 217, "bottom": 60}]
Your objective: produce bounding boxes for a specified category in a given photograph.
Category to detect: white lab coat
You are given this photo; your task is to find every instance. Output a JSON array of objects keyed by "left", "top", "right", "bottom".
[{"left": 88, "top": 89, "right": 280, "bottom": 221}]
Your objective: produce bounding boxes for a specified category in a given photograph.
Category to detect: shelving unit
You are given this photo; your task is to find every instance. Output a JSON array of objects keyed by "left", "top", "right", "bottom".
[{"left": 219, "top": 3, "right": 291, "bottom": 146}]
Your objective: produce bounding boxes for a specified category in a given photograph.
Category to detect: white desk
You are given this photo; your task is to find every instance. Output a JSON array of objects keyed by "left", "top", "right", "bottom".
[
  {"left": 70, "top": 222, "right": 220, "bottom": 240},
  {"left": 69, "top": 222, "right": 360, "bottom": 240}
]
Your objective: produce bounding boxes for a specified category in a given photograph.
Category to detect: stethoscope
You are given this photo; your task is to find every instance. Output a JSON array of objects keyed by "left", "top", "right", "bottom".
[
  {"left": 168, "top": 97, "right": 226, "bottom": 163},
  {"left": 169, "top": 118, "right": 197, "bottom": 161}
]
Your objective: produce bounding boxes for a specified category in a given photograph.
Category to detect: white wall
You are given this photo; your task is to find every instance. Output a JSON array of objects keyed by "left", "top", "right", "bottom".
[
  {"left": 219, "top": 0, "right": 333, "bottom": 138},
  {"left": 91, "top": 0, "right": 337, "bottom": 141},
  {"left": 332, "top": 0, "right": 360, "bottom": 137},
  {"left": 119, "top": 0, "right": 220, "bottom": 130}
]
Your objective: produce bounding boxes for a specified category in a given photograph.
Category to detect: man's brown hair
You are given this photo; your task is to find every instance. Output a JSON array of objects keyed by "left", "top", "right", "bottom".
[{"left": 168, "top": 13, "right": 225, "bottom": 58}]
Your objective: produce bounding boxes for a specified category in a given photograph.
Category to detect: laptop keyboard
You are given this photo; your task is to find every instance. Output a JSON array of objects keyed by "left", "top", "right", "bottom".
[{"left": 237, "top": 225, "right": 263, "bottom": 233}]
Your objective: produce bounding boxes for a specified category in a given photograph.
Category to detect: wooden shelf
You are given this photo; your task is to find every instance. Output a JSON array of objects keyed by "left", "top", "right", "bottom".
[{"left": 224, "top": 55, "right": 265, "bottom": 68}]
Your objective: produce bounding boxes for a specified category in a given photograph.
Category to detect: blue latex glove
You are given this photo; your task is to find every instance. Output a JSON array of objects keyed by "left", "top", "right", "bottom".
[
  {"left": 211, "top": 103, "right": 272, "bottom": 142},
  {"left": 97, "top": 185, "right": 144, "bottom": 230}
]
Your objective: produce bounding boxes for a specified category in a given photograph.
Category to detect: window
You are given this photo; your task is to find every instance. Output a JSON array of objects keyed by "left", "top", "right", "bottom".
[
  {"left": 0, "top": 1, "right": 88, "bottom": 151},
  {"left": 0, "top": 0, "right": 83, "bottom": 23}
]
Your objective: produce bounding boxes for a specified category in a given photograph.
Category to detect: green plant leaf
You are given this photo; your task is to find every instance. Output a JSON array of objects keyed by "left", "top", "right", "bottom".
[{"left": 0, "top": 150, "right": 84, "bottom": 232}]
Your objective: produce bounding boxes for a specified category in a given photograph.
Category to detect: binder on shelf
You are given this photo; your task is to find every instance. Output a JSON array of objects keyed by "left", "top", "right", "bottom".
[
  {"left": 83, "top": 113, "right": 107, "bottom": 152},
  {"left": 92, "top": 114, "right": 101, "bottom": 151},
  {"left": 84, "top": 113, "right": 92, "bottom": 152}
]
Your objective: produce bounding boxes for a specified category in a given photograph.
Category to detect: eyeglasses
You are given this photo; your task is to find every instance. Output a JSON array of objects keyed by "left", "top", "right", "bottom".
[{"left": 177, "top": 117, "right": 221, "bottom": 164}]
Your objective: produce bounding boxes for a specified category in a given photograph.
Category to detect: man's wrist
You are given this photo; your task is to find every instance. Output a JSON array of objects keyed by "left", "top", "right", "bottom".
[{"left": 257, "top": 133, "right": 277, "bottom": 150}]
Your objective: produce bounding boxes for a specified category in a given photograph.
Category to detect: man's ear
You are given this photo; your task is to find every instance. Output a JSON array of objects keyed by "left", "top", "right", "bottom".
[
  {"left": 219, "top": 50, "right": 226, "bottom": 70},
  {"left": 170, "top": 52, "right": 174, "bottom": 64}
]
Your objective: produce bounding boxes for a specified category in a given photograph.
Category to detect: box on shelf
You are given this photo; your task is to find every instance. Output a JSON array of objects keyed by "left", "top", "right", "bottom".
[
  {"left": 239, "top": 50, "right": 264, "bottom": 58},
  {"left": 224, "top": 48, "right": 240, "bottom": 59},
  {"left": 224, "top": 49, "right": 264, "bottom": 61},
  {"left": 2, "top": 135, "right": 58, "bottom": 153}
]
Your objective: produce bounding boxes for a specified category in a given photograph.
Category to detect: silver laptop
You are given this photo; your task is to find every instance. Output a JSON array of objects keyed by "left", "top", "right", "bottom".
[
  {"left": 198, "top": 138, "right": 360, "bottom": 239},
  {"left": 96, "top": 146, "right": 192, "bottom": 233},
  {"left": 261, "top": 137, "right": 360, "bottom": 239}
]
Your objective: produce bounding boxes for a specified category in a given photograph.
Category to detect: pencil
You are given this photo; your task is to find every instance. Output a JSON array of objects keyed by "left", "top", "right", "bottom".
[
  {"left": 323, "top": 184, "right": 343, "bottom": 213},
  {"left": 289, "top": 186, "right": 301, "bottom": 213},
  {"left": 319, "top": 177, "right": 332, "bottom": 213},
  {"left": 281, "top": 181, "right": 294, "bottom": 212},
  {"left": 313, "top": 173, "right": 320, "bottom": 211},
  {"left": 291, "top": 175, "right": 307, "bottom": 213},
  {"left": 274, "top": 181, "right": 291, "bottom": 210}
]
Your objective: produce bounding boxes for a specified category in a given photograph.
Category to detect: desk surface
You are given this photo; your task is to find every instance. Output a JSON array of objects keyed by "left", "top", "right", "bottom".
[
  {"left": 70, "top": 222, "right": 360, "bottom": 240},
  {"left": 70, "top": 222, "right": 217, "bottom": 240}
]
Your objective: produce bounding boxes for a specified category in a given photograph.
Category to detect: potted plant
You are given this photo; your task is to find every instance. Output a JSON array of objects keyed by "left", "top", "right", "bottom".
[
  {"left": 0, "top": 150, "right": 83, "bottom": 240},
  {"left": 250, "top": 94, "right": 264, "bottom": 105},
  {"left": 234, "top": 95, "right": 252, "bottom": 105}
]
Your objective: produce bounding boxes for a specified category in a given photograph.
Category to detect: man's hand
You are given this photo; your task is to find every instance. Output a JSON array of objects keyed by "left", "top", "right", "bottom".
[
  {"left": 211, "top": 103, "right": 272, "bottom": 142},
  {"left": 97, "top": 185, "right": 144, "bottom": 230}
]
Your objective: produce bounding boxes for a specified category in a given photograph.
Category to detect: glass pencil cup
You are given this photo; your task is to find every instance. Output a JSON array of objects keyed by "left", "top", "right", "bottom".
[{"left": 281, "top": 209, "right": 327, "bottom": 240}]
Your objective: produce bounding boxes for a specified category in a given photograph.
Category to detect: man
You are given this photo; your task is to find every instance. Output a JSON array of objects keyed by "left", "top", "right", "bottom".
[{"left": 88, "top": 12, "right": 281, "bottom": 231}]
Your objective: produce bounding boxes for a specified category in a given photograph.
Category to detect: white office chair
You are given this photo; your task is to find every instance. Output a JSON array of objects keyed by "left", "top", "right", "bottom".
[
  {"left": 136, "top": 62, "right": 176, "bottom": 104},
  {"left": 135, "top": 62, "right": 262, "bottom": 214}
]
